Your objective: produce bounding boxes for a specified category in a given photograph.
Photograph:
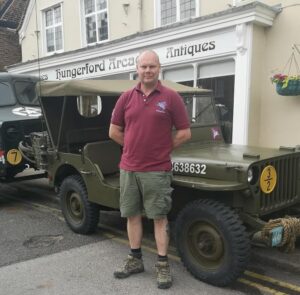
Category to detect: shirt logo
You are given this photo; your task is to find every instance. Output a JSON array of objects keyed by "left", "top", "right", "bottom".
[
  {"left": 156, "top": 101, "right": 167, "bottom": 113},
  {"left": 211, "top": 127, "right": 221, "bottom": 140}
]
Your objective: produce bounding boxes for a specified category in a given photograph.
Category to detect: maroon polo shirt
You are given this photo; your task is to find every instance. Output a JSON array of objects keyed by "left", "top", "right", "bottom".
[{"left": 111, "top": 81, "right": 190, "bottom": 172}]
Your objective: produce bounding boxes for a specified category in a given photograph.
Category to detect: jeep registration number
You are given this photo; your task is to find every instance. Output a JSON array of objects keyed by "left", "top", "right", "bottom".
[{"left": 172, "top": 162, "right": 207, "bottom": 175}]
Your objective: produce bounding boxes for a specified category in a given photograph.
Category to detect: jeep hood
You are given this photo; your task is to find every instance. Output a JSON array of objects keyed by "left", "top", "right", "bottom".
[
  {"left": 172, "top": 142, "right": 298, "bottom": 164},
  {"left": 171, "top": 142, "right": 300, "bottom": 191},
  {"left": 0, "top": 106, "right": 41, "bottom": 126}
]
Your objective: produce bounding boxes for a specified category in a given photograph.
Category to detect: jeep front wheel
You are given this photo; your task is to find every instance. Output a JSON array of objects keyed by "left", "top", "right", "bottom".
[
  {"left": 175, "top": 199, "right": 250, "bottom": 286},
  {"left": 59, "top": 175, "right": 99, "bottom": 234}
]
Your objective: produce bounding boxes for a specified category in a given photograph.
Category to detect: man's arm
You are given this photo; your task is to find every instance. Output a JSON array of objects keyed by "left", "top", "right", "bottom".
[
  {"left": 173, "top": 128, "right": 191, "bottom": 149},
  {"left": 109, "top": 124, "right": 124, "bottom": 146}
]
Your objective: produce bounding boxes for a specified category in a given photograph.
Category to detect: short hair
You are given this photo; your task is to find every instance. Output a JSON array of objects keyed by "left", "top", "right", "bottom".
[{"left": 136, "top": 50, "right": 160, "bottom": 66}]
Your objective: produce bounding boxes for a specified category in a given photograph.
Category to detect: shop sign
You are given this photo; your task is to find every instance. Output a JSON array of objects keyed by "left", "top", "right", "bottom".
[{"left": 38, "top": 30, "right": 235, "bottom": 80}]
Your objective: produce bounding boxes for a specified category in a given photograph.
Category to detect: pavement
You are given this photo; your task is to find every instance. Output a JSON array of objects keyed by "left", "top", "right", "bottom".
[
  {"left": 0, "top": 239, "right": 243, "bottom": 295},
  {"left": 251, "top": 244, "right": 300, "bottom": 274},
  {"left": 0, "top": 231, "right": 299, "bottom": 295}
]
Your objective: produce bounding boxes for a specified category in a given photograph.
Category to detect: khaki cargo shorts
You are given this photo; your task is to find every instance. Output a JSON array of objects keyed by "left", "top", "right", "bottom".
[{"left": 119, "top": 169, "right": 173, "bottom": 219}]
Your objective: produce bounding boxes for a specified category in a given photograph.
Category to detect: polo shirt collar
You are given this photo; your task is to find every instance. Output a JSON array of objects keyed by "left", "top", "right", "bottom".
[{"left": 135, "top": 80, "right": 162, "bottom": 94}]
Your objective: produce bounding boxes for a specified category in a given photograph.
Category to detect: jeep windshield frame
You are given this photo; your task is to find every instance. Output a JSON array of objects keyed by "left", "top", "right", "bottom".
[{"left": 183, "top": 94, "right": 218, "bottom": 126}]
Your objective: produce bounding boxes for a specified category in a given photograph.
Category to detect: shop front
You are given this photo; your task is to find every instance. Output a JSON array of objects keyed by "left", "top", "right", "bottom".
[{"left": 8, "top": 3, "right": 279, "bottom": 145}]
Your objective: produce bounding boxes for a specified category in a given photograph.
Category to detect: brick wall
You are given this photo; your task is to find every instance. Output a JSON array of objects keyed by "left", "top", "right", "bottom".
[
  {"left": 0, "top": 0, "right": 29, "bottom": 71},
  {"left": 0, "top": 27, "right": 21, "bottom": 71}
]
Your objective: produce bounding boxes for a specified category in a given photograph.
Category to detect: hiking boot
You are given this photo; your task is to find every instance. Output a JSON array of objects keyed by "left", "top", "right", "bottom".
[
  {"left": 155, "top": 261, "right": 172, "bottom": 289},
  {"left": 114, "top": 255, "right": 144, "bottom": 279}
]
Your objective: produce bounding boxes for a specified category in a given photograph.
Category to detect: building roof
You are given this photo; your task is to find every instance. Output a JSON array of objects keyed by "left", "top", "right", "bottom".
[{"left": 0, "top": 0, "right": 29, "bottom": 29}]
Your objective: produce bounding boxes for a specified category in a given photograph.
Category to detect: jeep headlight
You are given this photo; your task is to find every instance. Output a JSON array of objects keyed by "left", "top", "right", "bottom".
[{"left": 247, "top": 168, "right": 253, "bottom": 183}]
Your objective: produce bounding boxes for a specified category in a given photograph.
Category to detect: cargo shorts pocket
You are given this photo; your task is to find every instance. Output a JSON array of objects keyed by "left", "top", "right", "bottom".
[{"left": 141, "top": 171, "right": 173, "bottom": 219}]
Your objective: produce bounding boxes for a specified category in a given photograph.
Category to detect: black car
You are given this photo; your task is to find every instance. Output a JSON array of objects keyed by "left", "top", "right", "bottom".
[{"left": 0, "top": 73, "right": 45, "bottom": 181}]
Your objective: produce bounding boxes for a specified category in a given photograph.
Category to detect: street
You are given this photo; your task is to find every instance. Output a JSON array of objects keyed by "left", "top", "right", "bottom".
[{"left": 0, "top": 177, "right": 300, "bottom": 295}]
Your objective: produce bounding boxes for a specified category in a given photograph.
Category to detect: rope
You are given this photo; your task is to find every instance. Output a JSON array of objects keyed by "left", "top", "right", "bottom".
[
  {"left": 281, "top": 47, "right": 300, "bottom": 76},
  {"left": 261, "top": 217, "right": 300, "bottom": 253}
]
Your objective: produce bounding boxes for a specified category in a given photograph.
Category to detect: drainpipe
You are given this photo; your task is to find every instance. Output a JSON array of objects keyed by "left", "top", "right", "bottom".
[{"left": 137, "top": 0, "right": 143, "bottom": 32}]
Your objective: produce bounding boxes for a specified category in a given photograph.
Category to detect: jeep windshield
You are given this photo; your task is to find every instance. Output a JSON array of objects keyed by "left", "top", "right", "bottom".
[
  {"left": 183, "top": 95, "right": 218, "bottom": 126},
  {"left": 14, "top": 81, "right": 39, "bottom": 106},
  {"left": 0, "top": 81, "right": 16, "bottom": 106}
]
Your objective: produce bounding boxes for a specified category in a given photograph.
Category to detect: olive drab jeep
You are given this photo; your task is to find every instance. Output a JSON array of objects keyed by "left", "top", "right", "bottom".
[
  {"left": 27, "top": 79, "right": 300, "bottom": 287},
  {"left": 0, "top": 73, "right": 45, "bottom": 181}
]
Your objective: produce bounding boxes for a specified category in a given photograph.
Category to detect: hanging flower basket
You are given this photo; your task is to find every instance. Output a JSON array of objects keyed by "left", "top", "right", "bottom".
[
  {"left": 271, "top": 74, "right": 300, "bottom": 96},
  {"left": 276, "top": 78, "right": 300, "bottom": 96},
  {"left": 271, "top": 48, "right": 300, "bottom": 96}
]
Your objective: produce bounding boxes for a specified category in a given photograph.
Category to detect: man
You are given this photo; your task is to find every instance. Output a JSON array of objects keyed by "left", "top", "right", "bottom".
[{"left": 109, "top": 50, "right": 191, "bottom": 289}]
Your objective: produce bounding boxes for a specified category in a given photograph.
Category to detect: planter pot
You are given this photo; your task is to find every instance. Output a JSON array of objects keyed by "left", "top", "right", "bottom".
[{"left": 276, "top": 80, "right": 300, "bottom": 96}]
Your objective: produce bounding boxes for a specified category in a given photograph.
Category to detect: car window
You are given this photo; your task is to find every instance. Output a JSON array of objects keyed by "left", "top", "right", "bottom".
[
  {"left": 14, "top": 81, "right": 39, "bottom": 106},
  {"left": 0, "top": 82, "right": 15, "bottom": 106},
  {"left": 77, "top": 95, "right": 102, "bottom": 117}
]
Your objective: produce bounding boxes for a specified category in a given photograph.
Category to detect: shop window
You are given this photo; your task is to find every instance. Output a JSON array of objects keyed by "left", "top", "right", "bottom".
[
  {"left": 83, "top": 0, "right": 108, "bottom": 44},
  {"left": 159, "top": 0, "right": 196, "bottom": 26},
  {"left": 44, "top": 5, "right": 63, "bottom": 54},
  {"left": 163, "top": 66, "right": 193, "bottom": 85}
]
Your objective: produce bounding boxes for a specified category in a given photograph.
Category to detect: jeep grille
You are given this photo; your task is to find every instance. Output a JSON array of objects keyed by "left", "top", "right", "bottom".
[{"left": 255, "top": 156, "right": 300, "bottom": 215}]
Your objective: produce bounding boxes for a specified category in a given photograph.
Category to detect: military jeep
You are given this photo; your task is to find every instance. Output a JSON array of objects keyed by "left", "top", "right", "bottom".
[
  {"left": 29, "top": 79, "right": 300, "bottom": 287},
  {"left": 0, "top": 73, "right": 45, "bottom": 181}
]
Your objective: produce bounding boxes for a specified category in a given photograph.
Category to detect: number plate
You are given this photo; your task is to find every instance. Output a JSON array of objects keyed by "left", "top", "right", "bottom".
[
  {"left": 172, "top": 161, "right": 207, "bottom": 175},
  {"left": 271, "top": 226, "right": 283, "bottom": 247}
]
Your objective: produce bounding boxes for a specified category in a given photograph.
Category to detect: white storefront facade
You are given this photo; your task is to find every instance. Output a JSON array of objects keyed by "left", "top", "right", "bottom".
[{"left": 8, "top": 1, "right": 300, "bottom": 148}]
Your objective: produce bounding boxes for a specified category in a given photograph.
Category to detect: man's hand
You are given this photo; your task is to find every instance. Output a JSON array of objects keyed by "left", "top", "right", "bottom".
[
  {"left": 109, "top": 124, "right": 124, "bottom": 146},
  {"left": 173, "top": 128, "right": 191, "bottom": 149}
]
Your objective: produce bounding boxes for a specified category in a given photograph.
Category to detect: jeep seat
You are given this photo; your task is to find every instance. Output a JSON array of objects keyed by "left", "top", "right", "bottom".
[{"left": 83, "top": 140, "right": 121, "bottom": 175}]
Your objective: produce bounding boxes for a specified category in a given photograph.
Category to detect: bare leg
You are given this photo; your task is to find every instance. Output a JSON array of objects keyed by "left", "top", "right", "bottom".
[
  {"left": 154, "top": 217, "right": 169, "bottom": 256},
  {"left": 127, "top": 215, "right": 143, "bottom": 249}
]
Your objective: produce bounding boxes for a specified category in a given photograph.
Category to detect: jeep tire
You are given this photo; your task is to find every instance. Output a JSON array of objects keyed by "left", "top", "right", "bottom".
[
  {"left": 175, "top": 199, "right": 250, "bottom": 286},
  {"left": 59, "top": 175, "right": 99, "bottom": 234}
]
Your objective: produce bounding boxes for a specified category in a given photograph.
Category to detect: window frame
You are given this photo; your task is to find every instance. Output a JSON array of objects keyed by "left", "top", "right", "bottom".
[
  {"left": 43, "top": 3, "right": 64, "bottom": 55},
  {"left": 155, "top": 0, "right": 199, "bottom": 27},
  {"left": 81, "top": 0, "right": 109, "bottom": 46}
]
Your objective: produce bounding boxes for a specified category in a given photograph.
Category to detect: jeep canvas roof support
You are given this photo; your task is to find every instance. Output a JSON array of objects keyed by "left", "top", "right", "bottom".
[
  {"left": 36, "top": 79, "right": 210, "bottom": 97},
  {"left": 56, "top": 96, "right": 68, "bottom": 153},
  {"left": 36, "top": 79, "right": 211, "bottom": 152}
]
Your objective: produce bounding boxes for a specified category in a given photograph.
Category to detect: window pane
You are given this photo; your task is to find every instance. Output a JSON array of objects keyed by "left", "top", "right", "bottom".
[
  {"left": 45, "top": 10, "right": 53, "bottom": 27},
  {"left": 85, "top": 0, "right": 108, "bottom": 43},
  {"left": 45, "top": 5, "right": 63, "bottom": 53},
  {"left": 55, "top": 26, "right": 62, "bottom": 50},
  {"left": 84, "top": 0, "right": 95, "bottom": 14},
  {"left": 97, "top": 12, "right": 108, "bottom": 41},
  {"left": 161, "top": 0, "right": 176, "bottom": 25},
  {"left": 14, "top": 82, "right": 38, "bottom": 106},
  {"left": 96, "top": 0, "right": 106, "bottom": 11},
  {"left": 46, "top": 28, "right": 55, "bottom": 52},
  {"left": 86, "top": 15, "right": 97, "bottom": 43},
  {"left": 54, "top": 6, "right": 61, "bottom": 23},
  {"left": 0, "top": 83, "right": 15, "bottom": 106},
  {"left": 180, "top": 0, "right": 195, "bottom": 20}
]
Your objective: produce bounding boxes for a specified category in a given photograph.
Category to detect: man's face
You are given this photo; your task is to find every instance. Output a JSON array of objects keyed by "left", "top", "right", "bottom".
[{"left": 136, "top": 52, "right": 160, "bottom": 86}]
